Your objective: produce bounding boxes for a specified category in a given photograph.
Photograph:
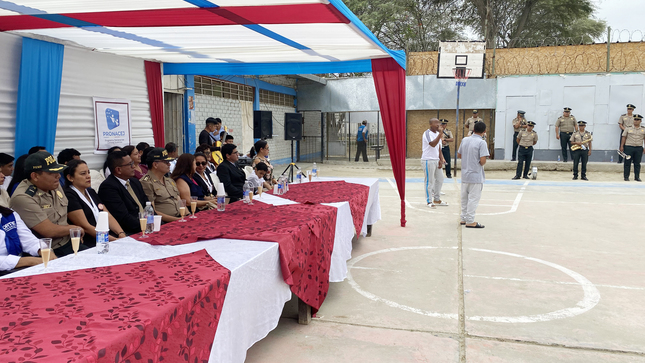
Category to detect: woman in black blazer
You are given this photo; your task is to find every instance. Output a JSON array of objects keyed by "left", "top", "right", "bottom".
[{"left": 64, "top": 160, "right": 126, "bottom": 246}]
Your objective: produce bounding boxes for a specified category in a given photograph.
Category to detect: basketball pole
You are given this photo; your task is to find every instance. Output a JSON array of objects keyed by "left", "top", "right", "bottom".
[{"left": 453, "top": 80, "right": 462, "bottom": 178}]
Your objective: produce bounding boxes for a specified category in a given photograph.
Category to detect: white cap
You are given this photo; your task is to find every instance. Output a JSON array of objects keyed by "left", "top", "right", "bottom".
[
  {"left": 96, "top": 211, "right": 109, "bottom": 232},
  {"left": 146, "top": 201, "right": 151, "bottom": 206}
]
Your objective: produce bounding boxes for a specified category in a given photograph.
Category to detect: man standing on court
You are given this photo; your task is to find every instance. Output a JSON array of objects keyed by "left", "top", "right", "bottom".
[
  {"left": 440, "top": 119, "right": 454, "bottom": 178},
  {"left": 513, "top": 121, "right": 538, "bottom": 180},
  {"left": 617, "top": 104, "right": 635, "bottom": 164},
  {"left": 355, "top": 120, "right": 369, "bottom": 162},
  {"left": 555, "top": 107, "right": 578, "bottom": 162},
  {"left": 465, "top": 110, "right": 482, "bottom": 136},
  {"left": 422, "top": 118, "right": 447, "bottom": 207},
  {"left": 620, "top": 114, "right": 645, "bottom": 181},
  {"left": 458, "top": 122, "right": 489, "bottom": 228},
  {"left": 511, "top": 110, "right": 527, "bottom": 161}
]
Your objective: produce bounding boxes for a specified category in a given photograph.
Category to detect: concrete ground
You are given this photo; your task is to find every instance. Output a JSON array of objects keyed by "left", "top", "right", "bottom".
[{"left": 245, "top": 162, "right": 645, "bottom": 362}]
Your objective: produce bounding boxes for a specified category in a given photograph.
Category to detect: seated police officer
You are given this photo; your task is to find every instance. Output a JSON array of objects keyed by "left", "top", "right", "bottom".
[
  {"left": 141, "top": 148, "right": 182, "bottom": 222},
  {"left": 10, "top": 152, "right": 86, "bottom": 257}
]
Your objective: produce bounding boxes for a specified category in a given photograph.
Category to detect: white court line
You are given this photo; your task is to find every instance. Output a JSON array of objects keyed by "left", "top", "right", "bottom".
[
  {"left": 465, "top": 274, "right": 645, "bottom": 291},
  {"left": 386, "top": 178, "right": 414, "bottom": 209}
]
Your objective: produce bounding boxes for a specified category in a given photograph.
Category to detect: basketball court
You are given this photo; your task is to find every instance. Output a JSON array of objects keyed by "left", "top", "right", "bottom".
[{"left": 245, "top": 166, "right": 645, "bottom": 362}]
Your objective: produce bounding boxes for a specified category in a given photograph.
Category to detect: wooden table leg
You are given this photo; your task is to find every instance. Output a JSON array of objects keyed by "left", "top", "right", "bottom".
[
  {"left": 298, "top": 298, "right": 311, "bottom": 325},
  {"left": 366, "top": 224, "right": 373, "bottom": 237}
]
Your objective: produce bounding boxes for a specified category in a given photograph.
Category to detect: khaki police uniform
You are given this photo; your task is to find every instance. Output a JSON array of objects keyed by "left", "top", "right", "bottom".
[
  {"left": 572, "top": 129, "right": 592, "bottom": 179},
  {"left": 617, "top": 114, "right": 634, "bottom": 163},
  {"left": 622, "top": 125, "right": 645, "bottom": 180},
  {"left": 555, "top": 114, "right": 577, "bottom": 162},
  {"left": 511, "top": 116, "right": 527, "bottom": 160},
  {"left": 141, "top": 170, "right": 182, "bottom": 217},
  {"left": 441, "top": 128, "right": 453, "bottom": 178},
  {"left": 10, "top": 180, "right": 70, "bottom": 249},
  {"left": 514, "top": 129, "right": 538, "bottom": 179},
  {"left": 465, "top": 116, "right": 482, "bottom": 136},
  {"left": 0, "top": 188, "right": 9, "bottom": 208}
]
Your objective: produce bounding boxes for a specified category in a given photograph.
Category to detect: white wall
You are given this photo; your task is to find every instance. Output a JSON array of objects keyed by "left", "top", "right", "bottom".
[
  {"left": 55, "top": 46, "right": 154, "bottom": 169},
  {"left": 495, "top": 73, "right": 645, "bottom": 159},
  {"left": 0, "top": 33, "right": 23, "bottom": 155}
]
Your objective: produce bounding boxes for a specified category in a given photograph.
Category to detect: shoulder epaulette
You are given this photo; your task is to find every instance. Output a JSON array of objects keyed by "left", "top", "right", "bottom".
[
  {"left": 25, "top": 185, "right": 37, "bottom": 197},
  {"left": 142, "top": 175, "right": 150, "bottom": 181}
]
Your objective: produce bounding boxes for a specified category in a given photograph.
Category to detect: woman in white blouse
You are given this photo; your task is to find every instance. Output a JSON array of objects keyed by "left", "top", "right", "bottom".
[{"left": 64, "top": 160, "right": 125, "bottom": 246}]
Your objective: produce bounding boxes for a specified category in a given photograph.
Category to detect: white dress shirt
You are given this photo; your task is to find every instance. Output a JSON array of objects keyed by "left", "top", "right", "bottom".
[{"left": 0, "top": 212, "right": 41, "bottom": 271}]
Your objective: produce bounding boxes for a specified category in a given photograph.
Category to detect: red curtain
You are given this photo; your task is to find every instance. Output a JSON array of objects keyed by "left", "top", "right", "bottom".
[
  {"left": 372, "top": 58, "right": 406, "bottom": 227},
  {"left": 145, "top": 60, "right": 165, "bottom": 147}
]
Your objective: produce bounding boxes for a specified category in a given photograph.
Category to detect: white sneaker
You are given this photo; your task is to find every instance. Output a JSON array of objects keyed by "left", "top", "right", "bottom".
[
  {"left": 427, "top": 203, "right": 436, "bottom": 208},
  {"left": 440, "top": 192, "right": 445, "bottom": 195},
  {"left": 432, "top": 200, "right": 449, "bottom": 207}
]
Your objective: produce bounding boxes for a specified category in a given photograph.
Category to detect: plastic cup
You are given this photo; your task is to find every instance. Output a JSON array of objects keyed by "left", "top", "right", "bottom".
[
  {"left": 153, "top": 215, "right": 162, "bottom": 232},
  {"left": 69, "top": 227, "right": 83, "bottom": 256},
  {"left": 39, "top": 238, "right": 52, "bottom": 269}
]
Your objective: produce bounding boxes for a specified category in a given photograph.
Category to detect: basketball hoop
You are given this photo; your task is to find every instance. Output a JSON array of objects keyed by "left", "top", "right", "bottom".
[{"left": 452, "top": 67, "right": 472, "bottom": 87}]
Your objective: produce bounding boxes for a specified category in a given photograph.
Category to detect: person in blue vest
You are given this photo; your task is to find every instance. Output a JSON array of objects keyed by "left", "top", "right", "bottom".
[
  {"left": 355, "top": 120, "right": 369, "bottom": 162},
  {"left": 0, "top": 197, "right": 56, "bottom": 273}
]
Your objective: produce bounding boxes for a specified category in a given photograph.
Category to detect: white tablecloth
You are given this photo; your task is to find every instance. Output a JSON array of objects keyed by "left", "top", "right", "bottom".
[{"left": 3, "top": 237, "right": 291, "bottom": 363}]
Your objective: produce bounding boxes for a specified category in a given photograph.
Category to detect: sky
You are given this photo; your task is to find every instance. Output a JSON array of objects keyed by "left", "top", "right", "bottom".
[{"left": 594, "top": 0, "right": 644, "bottom": 40}]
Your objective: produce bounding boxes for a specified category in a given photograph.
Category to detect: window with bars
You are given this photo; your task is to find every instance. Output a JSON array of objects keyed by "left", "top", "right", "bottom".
[
  {"left": 259, "top": 89, "right": 295, "bottom": 108},
  {"left": 194, "top": 76, "right": 254, "bottom": 101}
]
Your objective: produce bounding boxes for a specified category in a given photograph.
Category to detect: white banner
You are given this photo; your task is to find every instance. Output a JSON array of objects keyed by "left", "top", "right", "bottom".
[{"left": 93, "top": 97, "right": 132, "bottom": 153}]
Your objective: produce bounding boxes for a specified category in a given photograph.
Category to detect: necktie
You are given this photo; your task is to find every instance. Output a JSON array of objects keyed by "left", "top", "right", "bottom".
[{"left": 126, "top": 180, "right": 144, "bottom": 213}]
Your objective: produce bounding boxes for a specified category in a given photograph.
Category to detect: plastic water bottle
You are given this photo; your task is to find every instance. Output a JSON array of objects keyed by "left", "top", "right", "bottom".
[
  {"left": 557, "top": 155, "right": 561, "bottom": 162},
  {"left": 243, "top": 182, "right": 251, "bottom": 203},
  {"left": 312, "top": 162, "right": 318, "bottom": 177},
  {"left": 277, "top": 179, "right": 284, "bottom": 195},
  {"left": 296, "top": 168, "right": 302, "bottom": 183},
  {"left": 145, "top": 202, "right": 154, "bottom": 233},
  {"left": 611, "top": 156, "right": 614, "bottom": 162},
  {"left": 96, "top": 231, "right": 109, "bottom": 254},
  {"left": 217, "top": 195, "right": 226, "bottom": 211}
]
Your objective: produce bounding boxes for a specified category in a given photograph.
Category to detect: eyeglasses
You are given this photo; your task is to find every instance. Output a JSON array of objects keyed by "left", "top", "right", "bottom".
[
  {"left": 196, "top": 162, "right": 208, "bottom": 166},
  {"left": 119, "top": 162, "right": 134, "bottom": 168}
]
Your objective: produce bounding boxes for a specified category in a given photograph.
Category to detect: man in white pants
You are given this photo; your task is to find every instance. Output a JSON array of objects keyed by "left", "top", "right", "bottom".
[
  {"left": 421, "top": 118, "right": 447, "bottom": 207},
  {"left": 457, "top": 121, "right": 489, "bottom": 228}
]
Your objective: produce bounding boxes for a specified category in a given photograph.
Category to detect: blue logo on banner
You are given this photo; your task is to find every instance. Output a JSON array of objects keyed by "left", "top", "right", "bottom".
[{"left": 105, "top": 108, "right": 120, "bottom": 130}]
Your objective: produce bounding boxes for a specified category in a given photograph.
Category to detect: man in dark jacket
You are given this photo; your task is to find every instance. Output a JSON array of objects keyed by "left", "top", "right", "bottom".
[
  {"left": 198, "top": 117, "right": 221, "bottom": 150},
  {"left": 98, "top": 151, "right": 149, "bottom": 235},
  {"left": 216, "top": 144, "right": 246, "bottom": 202}
]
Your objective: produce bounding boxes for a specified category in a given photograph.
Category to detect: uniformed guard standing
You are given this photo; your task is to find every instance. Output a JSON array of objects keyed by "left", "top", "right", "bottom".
[
  {"left": 10, "top": 152, "right": 86, "bottom": 256},
  {"left": 571, "top": 121, "right": 592, "bottom": 181},
  {"left": 440, "top": 119, "right": 454, "bottom": 178},
  {"left": 465, "top": 110, "right": 483, "bottom": 136},
  {"left": 140, "top": 148, "right": 182, "bottom": 222},
  {"left": 620, "top": 114, "right": 645, "bottom": 181},
  {"left": 513, "top": 121, "right": 538, "bottom": 180},
  {"left": 511, "top": 110, "right": 527, "bottom": 161},
  {"left": 555, "top": 107, "right": 578, "bottom": 162},
  {"left": 617, "top": 104, "right": 635, "bottom": 163}
]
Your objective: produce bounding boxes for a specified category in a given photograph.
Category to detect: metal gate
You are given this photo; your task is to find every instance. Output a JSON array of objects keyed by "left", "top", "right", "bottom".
[{"left": 163, "top": 92, "right": 184, "bottom": 151}]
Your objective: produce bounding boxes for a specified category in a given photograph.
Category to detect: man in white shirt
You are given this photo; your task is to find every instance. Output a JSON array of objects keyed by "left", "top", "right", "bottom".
[
  {"left": 458, "top": 122, "right": 489, "bottom": 228},
  {"left": 421, "top": 118, "right": 447, "bottom": 207}
]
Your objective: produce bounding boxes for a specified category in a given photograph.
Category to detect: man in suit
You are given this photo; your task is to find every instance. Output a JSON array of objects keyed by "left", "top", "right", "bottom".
[
  {"left": 98, "top": 151, "right": 149, "bottom": 235},
  {"left": 217, "top": 143, "right": 246, "bottom": 203}
]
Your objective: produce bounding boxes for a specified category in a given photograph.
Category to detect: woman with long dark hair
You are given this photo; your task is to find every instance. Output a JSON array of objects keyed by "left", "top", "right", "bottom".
[
  {"left": 7, "top": 154, "right": 28, "bottom": 196},
  {"left": 193, "top": 152, "right": 214, "bottom": 196},
  {"left": 102, "top": 146, "right": 122, "bottom": 178},
  {"left": 251, "top": 140, "right": 276, "bottom": 185},
  {"left": 170, "top": 154, "right": 213, "bottom": 212},
  {"left": 64, "top": 159, "right": 125, "bottom": 246}
]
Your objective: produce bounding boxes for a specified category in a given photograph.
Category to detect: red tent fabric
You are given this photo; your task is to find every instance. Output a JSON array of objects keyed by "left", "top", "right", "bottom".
[
  {"left": 372, "top": 58, "right": 406, "bottom": 227},
  {"left": 144, "top": 60, "right": 165, "bottom": 147}
]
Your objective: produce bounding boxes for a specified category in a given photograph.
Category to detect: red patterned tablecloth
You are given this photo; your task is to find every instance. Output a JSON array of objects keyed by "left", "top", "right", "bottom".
[
  {"left": 273, "top": 180, "right": 369, "bottom": 235},
  {"left": 135, "top": 202, "right": 337, "bottom": 310},
  {"left": 0, "top": 250, "right": 230, "bottom": 363}
]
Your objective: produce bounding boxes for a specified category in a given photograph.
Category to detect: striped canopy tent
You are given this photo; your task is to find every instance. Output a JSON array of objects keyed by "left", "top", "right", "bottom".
[{"left": 0, "top": 0, "right": 408, "bottom": 226}]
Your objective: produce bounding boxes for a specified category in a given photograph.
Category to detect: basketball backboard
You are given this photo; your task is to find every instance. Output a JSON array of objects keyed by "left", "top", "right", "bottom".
[{"left": 437, "top": 41, "right": 486, "bottom": 79}]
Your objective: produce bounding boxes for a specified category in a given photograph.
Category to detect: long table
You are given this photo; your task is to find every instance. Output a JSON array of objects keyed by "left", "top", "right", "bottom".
[{"left": 0, "top": 177, "right": 381, "bottom": 363}]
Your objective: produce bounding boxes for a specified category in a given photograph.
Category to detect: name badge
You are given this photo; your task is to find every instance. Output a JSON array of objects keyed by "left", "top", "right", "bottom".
[{"left": 42, "top": 204, "right": 51, "bottom": 209}]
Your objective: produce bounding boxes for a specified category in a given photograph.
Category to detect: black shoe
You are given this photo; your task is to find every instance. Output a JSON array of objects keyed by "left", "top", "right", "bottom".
[
  {"left": 581, "top": 176, "right": 588, "bottom": 181},
  {"left": 511, "top": 159, "right": 516, "bottom": 161},
  {"left": 522, "top": 176, "right": 530, "bottom": 179},
  {"left": 572, "top": 176, "right": 578, "bottom": 180},
  {"left": 636, "top": 178, "right": 642, "bottom": 182},
  {"left": 512, "top": 176, "right": 520, "bottom": 180},
  {"left": 446, "top": 176, "right": 452, "bottom": 179},
  {"left": 625, "top": 178, "right": 630, "bottom": 181},
  {"left": 563, "top": 160, "right": 568, "bottom": 163}
]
